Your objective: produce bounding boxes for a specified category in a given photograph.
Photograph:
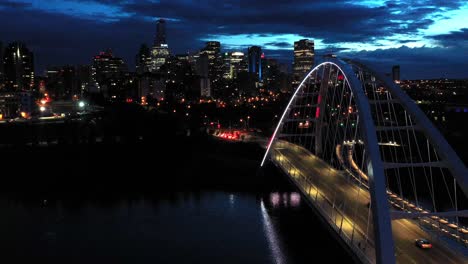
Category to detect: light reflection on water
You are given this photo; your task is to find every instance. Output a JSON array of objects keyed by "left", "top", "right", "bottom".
[
  {"left": 269, "top": 192, "right": 302, "bottom": 209},
  {"left": 261, "top": 199, "right": 286, "bottom": 264},
  {"left": 0, "top": 189, "right": 349, "bottom": 263}
]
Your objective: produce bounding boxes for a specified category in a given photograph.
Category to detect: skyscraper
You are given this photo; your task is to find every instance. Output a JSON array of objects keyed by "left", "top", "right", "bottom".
[
  {"left": 76, "top": 65, "right": 92, "bottom": 95},
  {"left": 92, "top": 49, "right": 127, "bottom": 97},
  {"left": 200, "top": 41, "right": 223, "bottom": 95},
  {"left": 46, "top": 65, "right": 76, "bottom": 99},
  {"left": 150, "top": 19, "right": 170, "bottom": 72},
  {"left": 136, "top": 44, "right": 151, "bottom": 74},
  {"left": 248, "top": 46, "right": 262, "bottom": 81},
  {"left": 293, "top": 39, "right": 314, "bottom": 84},
  {"left": 3, "top": 42, "right": 34, "bottom": 90},
  {"left": 201, "top": 41, "right": 222, "bottom": 79},
  {"left": 196, "top": 53, "right": 211, "bottom": 97},
  {"left": 392, "top": 65, "right": 400, "bottom": 83},
  {"left": 155, "top": 19, "right": 166, "bottom": 46},
  {"left": 264, "top": 58, "right": 280, "bottom": 89},
  {"left": 223, "top": 51, "right": 247, "bottom": 80}
]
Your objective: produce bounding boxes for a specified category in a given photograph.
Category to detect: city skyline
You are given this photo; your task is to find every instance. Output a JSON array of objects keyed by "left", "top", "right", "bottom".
[
  {"left": 0, "top": 0, "right": 467, "bottom": 79},
  {"left": 0, "top": 2, "right": 468, "bottom": 263}
]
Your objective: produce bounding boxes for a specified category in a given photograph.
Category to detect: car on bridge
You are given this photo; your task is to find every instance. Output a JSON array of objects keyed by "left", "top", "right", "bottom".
[{"left": 415, "top": 238, "right": 432, "bottom": 249}]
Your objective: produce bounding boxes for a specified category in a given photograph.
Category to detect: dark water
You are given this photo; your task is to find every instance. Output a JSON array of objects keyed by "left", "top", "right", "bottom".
[{"left": 0, "top": 138, "right": 351, "bottom": 263}]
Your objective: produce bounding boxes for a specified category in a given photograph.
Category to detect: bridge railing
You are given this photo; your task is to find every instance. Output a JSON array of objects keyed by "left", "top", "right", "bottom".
[
  {"left": 270, "top": 148, "right": 375, "bottom": 264},
  {"left": 388, "top": 197, "right": 468, "bottom": 248}
]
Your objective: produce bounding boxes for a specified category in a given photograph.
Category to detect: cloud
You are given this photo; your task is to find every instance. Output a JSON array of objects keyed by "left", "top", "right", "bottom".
[
  {"left": 0, "top": 0, "right": 31, "bottom": 9},
  {"left": 430, "top": 28, "right": 468, "bottom": 48},
  {"left": 344, "top": 45, "right": 468, "bottom": 79},
  {"left": 5, "top": 0, "right": 134, "bottom": 22},
  {"left": 264, "top": 42, "right": 292, "bottom": 49},
  {"left": 0, "top": 0, "right": 467, "bottom": 78}
]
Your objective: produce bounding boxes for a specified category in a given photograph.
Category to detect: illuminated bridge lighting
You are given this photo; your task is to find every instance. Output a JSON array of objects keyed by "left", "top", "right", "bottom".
[{"left": 260, "top": 58, "right": 468, "bottom": 264}]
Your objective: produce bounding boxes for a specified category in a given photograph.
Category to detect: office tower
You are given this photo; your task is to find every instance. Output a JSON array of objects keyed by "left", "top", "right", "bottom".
[
  {"left": 196, "top": 53, "right": 211, "bottom": 97},
  {"left": 150, "top": 19, "right": 170, "bottom": 72},
  {"left": 201, "top": 41, "right": 222, "bottom": 81},
  {"left": 223, "top": 51, "right": 247, "bottom": 80},
  {"left": 92, "top": 49, "right": 127, "bottom": 84},
  {"left": 46, "top": 65, "right": 76, "bottom": 99},
  {"left": 248, "top": 46, "right": 262, "bottom": 81},
  {"left": 155, "top": 19, "right": 166, "bottom": 46},
  {"left": 76, "top": 65, "right": 92, "bottom": 95},
  {"left": 91, "top": 49, "right": 127, "bottom": 98},
  {"left": 136, "top": 44, "right": 152, "bottom": 74},
  {"left": 293, "top": 39, "right": 314, "bottom": 83},
  {"left": 199, "top": 41, "right": 223, "bottom": 96},
  {"left": 3, "top": 42, "right": 34, "bottom": 90},
  {"left": 264, "top": 58, "right": 280, "bottom": 89}
]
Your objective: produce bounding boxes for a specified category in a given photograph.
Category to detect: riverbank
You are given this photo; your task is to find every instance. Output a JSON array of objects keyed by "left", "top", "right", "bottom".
[{"left": 0, "top": 135, "right": 267, "bottom": 194}]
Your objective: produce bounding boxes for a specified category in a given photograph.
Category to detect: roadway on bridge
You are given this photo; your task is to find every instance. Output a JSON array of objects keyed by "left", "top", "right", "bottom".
[{"left": 273, "top": 142, "right": 466, "bottom": 264}]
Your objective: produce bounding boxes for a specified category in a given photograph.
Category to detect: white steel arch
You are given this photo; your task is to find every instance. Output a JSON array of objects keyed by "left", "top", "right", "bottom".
[
  {"left": 355, "top": 62, "right": 468, "bottom": 196},
  {"left": 262, "top": 57, "right": 468, "bottom": 263},
  {"left": 261, "top": 58, "right": 395, "bottom": 264}
]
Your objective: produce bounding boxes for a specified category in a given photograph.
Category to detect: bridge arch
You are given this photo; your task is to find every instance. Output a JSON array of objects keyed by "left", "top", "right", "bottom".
[{"left": 261, "top": 58, "right": 468, "bottom": 263}]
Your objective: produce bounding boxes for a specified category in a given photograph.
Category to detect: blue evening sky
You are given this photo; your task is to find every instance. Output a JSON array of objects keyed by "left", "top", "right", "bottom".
[{"left": 1, "top": 0, "right": 467, "bottom": 79}]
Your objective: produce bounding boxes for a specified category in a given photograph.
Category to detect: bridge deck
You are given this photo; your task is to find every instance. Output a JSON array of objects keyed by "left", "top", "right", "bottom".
[{"left": 270, "top": 141, "right": 467, "bottom": 264}]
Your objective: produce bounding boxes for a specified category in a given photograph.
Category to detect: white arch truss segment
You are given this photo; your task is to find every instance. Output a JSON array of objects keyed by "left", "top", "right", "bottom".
[
  {"left": 261, "top": 58, "right": 396, "bottom": 264},
  {"left": 260, "top": 61, "right": 330, "bottom": 167},
  {"left": 261, "top": 57, "right": 468, "bottom": 263}
]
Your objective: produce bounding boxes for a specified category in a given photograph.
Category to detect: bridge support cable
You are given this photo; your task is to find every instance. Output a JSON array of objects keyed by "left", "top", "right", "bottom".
[
  {"left": 363, "top": 63, "right": 468, "bottom": 196},
  {"left": 357, "top": 62, "right": 468, "bottom": 249},
  {"left": 306, "top": 70, "right": 320, "bottom": 153},
  {"left": 260, "top": 58, "right": 468, "bottom": 263},
  {"left": 387, "top": 93, "right": 413, "bottom": 209},
  {"left": 269, "top": 60, "right": 394, "bottom": 263}
]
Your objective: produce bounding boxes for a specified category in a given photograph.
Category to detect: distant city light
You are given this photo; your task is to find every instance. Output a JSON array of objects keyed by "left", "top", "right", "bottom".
[
  {"left": 40, "top": 106, "right": 46, "bottom": 112},
  {"left": 78, "top": 101, "right": 85, "bottom": 108}
]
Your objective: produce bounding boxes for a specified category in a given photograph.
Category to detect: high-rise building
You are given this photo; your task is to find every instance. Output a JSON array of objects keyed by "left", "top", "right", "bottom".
[
  {"left": 392, "top": 65, "right": 400, "bottom": 83},
  {"left": 223, "top": 51, "right": 247, "bottom": 80},
  {"left": 248, "top": 46, "right": 262, "bottom": 81},
  {"left": 91, "top": 49, "right": 127, "bottom": 97},
  {"left": 293, "top": 39, "right": 314, "bottom": 84},
  {"left": 46, "top": 65, "right": 77, "bottom": 99},
  {"left": 223, "top": 53, "right": 231, "bottom": 80},
  {"left": 76, "top": 65, "right": 92, "bottom": 95},
  {"left": 196, "top": 53, "right": 211, "bottom": 97},
  {"left": 196, "top": 53, "right": 209, "bottom": 78},
  {"left": 155, "top": 19, "right": 166, "bottom": 46},
  {"left": 175, "top": 53, "right": 190, "bottom": 62},
  {"left": 264, "top": 58, "right": 279, "bottom": 89},
  {"left": 150, "top": 47, "right": 169, "bottom": 72},
  {"left": 201, "top": 41, "right": 222, "bottom": 81},
  {"left": 92, "top": 49, "right": 127, "bottom": 83},
  {"left": 200, "top": 41, "right": 223, "bottom": 96},
  {"left": 3, "top": 42, "right": 34, "bottom": 90},
  {"left": 150, "top": 19, "right": 170, "bottom": 72},
  {"left": 136, "top": 44, "right": 152, "bottom": 74},
  {"left": 138, "top": 75, "right": 165, "bottom": 101}
]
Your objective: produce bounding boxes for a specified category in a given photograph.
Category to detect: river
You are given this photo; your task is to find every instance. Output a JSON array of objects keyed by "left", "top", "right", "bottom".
[{"left": 0, "top": 137, "right": 351, "bottom": 263}]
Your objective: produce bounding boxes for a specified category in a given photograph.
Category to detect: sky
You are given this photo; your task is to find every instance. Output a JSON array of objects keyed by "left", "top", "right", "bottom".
[{"left": 0, "top": 0, "right": 467, "bottom": 79}]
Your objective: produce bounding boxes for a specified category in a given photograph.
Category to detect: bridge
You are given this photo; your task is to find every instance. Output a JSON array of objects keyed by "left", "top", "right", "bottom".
[{"left": 260, "top": 58, "right": 468, "bottom": 264}]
